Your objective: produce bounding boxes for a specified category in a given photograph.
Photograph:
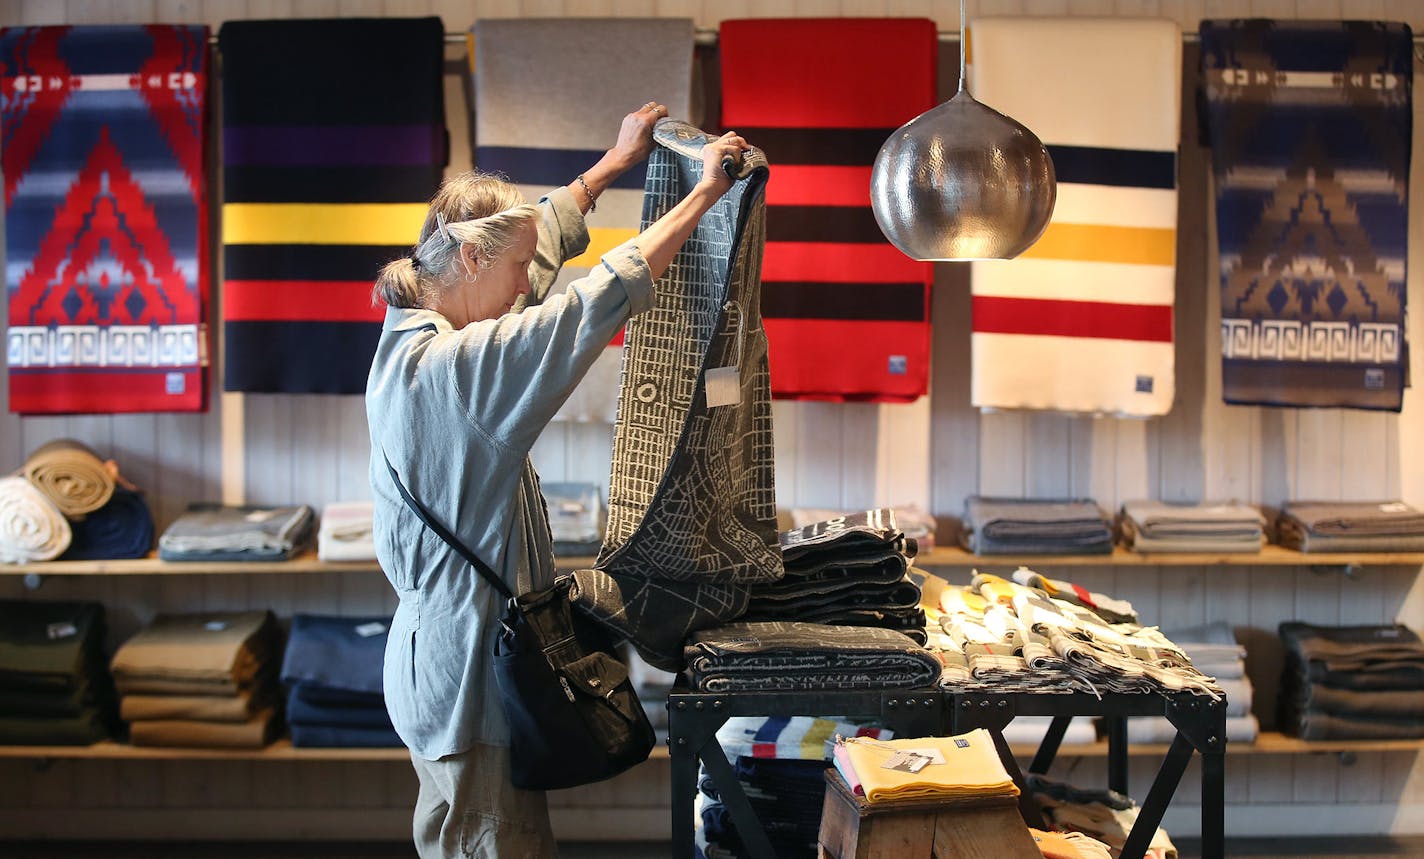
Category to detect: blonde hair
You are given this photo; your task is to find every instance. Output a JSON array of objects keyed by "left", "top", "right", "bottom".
[{"left": 374, "top": 172, "right": 540, "bottom": 309}]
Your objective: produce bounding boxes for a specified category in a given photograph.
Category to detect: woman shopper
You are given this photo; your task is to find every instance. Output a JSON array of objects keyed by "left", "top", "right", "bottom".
[{"left": 366, "top": 103, "right": 748, "bottom": 857}]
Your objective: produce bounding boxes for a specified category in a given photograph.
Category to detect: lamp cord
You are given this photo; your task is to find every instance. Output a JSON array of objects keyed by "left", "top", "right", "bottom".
[{"left": 958, "top": 0, "right": 967, "bottom": 93}]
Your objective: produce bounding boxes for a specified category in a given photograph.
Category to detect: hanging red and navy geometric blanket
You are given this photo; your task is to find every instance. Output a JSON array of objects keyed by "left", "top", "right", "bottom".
[
  {"left": 218, "top": 18, "right": 446, "bottom": 394},
  {"left": 2, "top": 25, "right": 209, "bottom": 414}
]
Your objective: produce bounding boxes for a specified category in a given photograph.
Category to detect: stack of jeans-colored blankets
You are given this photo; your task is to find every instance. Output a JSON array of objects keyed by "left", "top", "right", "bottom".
[
  {"left": 158, "top": 503, "right": 315, "bottom": 561},
  {"left": 741, "top": 509, "right": 927, "bottom": 643},
  {"left": 962, "top": 497, "right": 1113, "bottom": 555},
  {"left": 696, "top": 715, "right": 892, "bottom": 859},
  {"left": 112, "top": 611, "right": 283, "bottom": 748},
  {"left": 1279, "top": 622, "right": 1424, "bottom": 740},
  {"left": 281, "top": 614, "right": 400, "bottom": 747},
  {"left": 1119, "top": 500, "right": 1265, "bottom": 553},
  {"left": 0, "top": 600, "right": 117, "bottom": 744},
  {"left": 1277, "top": 501, "right": 1424, "bottom": 553},
  {"left": 1105, "top": 621, "right": 1259, "bottom": 744}
]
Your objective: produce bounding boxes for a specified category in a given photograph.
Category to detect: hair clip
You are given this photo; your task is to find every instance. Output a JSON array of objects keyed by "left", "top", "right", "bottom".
[{"left": 435, "top": 212, "right": 452, "bottom": 244}]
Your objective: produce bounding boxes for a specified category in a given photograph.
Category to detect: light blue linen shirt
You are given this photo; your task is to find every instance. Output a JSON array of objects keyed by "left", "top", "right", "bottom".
[{"left": 366, "top": 187, "right": 654, "bottom": 760}]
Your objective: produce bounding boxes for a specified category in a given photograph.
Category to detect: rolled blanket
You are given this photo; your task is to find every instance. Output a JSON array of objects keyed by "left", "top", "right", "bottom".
[
  {"left": 59, "top": 487, "right": 154, "bottom": 561},
  {"left": 0, "top": 475, "right": 72, "bottom": 563},
  {"left": 21, "top": 440, "right": 114, "bottom": 519},
  {"left": 684, "top": 621, "right": 940, "bottom": 693}
]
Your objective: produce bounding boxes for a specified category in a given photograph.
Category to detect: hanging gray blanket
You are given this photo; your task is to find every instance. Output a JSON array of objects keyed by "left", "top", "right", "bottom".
[
  {"left": 569, "top": 120, "right": 782, "bottom": 671},
  {"left": 684, "top": 621, "right": 941, "bottom": 693}
]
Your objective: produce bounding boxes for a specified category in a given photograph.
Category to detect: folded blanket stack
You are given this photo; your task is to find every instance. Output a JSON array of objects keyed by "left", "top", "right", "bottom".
[
  {"left": 684, "top": 622, "right": 941, "bottom": 694},
  {"left": 1277, "top": 501, "right": 1424, "bottom": 553},
  {"left": 281, "top": 614, "right": 400, "bottom": 747},
  {"left": 542, "top": 483, "right": 605, "bottom": 557},
  {"left": 697, "top": 715, "right": 892, "bottom": 859},
  {"left": 0, "top": 600, "right": 117, "bottom": 744},
  {"left": 316, "top": 502, "right": 375, "bottom": 562},
  {"left": 159, "top": 504, "right": 314, "bottom": 562},
  {"left": 1107, "top": 621, "right": 1258, "bottom": 744},
  {"left": 1119, "top": 500, "right": 1264, "bottom": 554},
  {"left": 1029, "top": 774, "right": 1179, "bottom": 859},
  {"left": 963, "top": 497, "right": 1114, "bottom": 555},
  {"left": 742, "top": 509, "right": 927, "bottom": 644},
  {"left": 928, "top": 572, "right": 1219, "bottom": 700},
  {"left": 1279, "top": 622, "right": 1424, "bottom": 740},
  {"left": 112, "top": 611, "right": 283, "bottom": 748},
  {"left": 832, "top": 729, "right": 1018, "bottom": 803}
]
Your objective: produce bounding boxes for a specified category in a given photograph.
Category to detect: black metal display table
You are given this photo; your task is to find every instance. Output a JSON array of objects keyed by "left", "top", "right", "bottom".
[{"left": 666, "top": 687, "right": 1226, "bottom": 859}]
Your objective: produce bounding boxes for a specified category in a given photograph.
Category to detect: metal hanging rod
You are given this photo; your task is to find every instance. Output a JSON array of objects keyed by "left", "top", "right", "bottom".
[{"left": 197, "top": 27, "right": 1424, "bottom": 48}]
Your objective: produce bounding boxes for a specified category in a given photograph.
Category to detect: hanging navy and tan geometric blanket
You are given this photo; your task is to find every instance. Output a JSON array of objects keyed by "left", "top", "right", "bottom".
[{"left": 1201, "top": 19, "right": 1413, "bottom": 410}]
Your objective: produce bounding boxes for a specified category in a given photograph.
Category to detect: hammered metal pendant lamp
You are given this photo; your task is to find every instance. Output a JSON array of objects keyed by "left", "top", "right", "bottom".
[{"left": 870, "top": 0, "right": 1056, "bottom": 260}]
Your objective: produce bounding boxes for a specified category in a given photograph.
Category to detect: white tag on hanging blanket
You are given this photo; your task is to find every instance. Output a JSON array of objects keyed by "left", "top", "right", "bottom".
[{"left": 705, "top": 366, "right": 740, "bottom": 408}]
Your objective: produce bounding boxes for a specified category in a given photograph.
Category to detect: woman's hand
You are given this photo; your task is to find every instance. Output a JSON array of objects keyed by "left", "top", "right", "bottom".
[
  {"left": 607, "top": 103, "right": 664, "bottom": 172},
  {"left": 697, "top": 131, "right": 750, "bottom": 196}
]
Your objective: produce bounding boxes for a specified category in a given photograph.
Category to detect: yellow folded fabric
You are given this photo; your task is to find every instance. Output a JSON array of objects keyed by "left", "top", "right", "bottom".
[{"left": 840, "top": 728, "right": 1018, "bottom": 804}]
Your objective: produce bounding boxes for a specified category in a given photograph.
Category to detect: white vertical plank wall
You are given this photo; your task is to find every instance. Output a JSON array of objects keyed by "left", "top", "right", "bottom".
[{"left": 0, "top": 0, "right": 1422, "bottom": 842}]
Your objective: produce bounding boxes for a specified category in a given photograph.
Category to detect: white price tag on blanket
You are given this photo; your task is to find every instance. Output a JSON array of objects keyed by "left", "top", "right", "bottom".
[
  {"left": 46, "top": 622, "right": 77, "bottom": 640},
  {"left": 705, "top": 366, "right": 740, "bottom": 408},
  {"left": 882, "top": 750, "right": 933, "bottom": 773},
  {"left": 354, "top": 622, "right": 387, "bottom": 638}
]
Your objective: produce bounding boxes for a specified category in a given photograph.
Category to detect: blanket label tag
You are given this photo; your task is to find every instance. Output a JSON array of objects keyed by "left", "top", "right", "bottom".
[
  {"left": 1380, "top": 502, "right": 1411, "bottom": 513},
  {"left": 354, "top": 622, "right": 387, "bottom": 638},
  {"left": 705, "top": 366, "right": 740, "bottom": 408},
  {"left": 882, "top": 750, "right": 933, "bottom": 773},
  {"left": 46, "top": 622, "right": 78, "bottom": 640},
  {"left": 204, "top": 620, "right": 229, "bottom": 632}
]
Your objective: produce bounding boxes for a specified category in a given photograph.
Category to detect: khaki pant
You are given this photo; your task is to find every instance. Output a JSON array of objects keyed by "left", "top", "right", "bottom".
[{"left": 411, "top": 743, "right": 558, "bottom": 858}]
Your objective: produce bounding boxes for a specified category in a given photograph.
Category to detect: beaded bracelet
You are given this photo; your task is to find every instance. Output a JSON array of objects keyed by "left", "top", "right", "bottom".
[{"left": 574, "top": 174, "right": 597, "bottom": 213}]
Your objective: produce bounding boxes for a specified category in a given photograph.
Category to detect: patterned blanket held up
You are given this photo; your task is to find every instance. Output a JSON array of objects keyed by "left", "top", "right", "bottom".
[
  {"left": 2, "top": 25, "right": 209, "bottom": 414},
  {"left": 570, "top": 120, "right": 782, "bottom": 671},
  {"left": 718, "top": 18, "right": 938, "bottom": 402},
  {"left": 1201, "top": 20, "right": 1413, "bottom": 410},
  {"left": 219, "top": 18, "right": 446, "bottom": 394},
  {"left": 471, "top": 18, "right": 694, "bottom": 422},
  {"left": 684, "top": 621, "right": 941, "bottom": 693}
]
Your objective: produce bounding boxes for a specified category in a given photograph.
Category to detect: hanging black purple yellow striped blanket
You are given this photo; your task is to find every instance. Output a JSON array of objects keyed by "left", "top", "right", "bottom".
[
  {"left": 219, "top": 18, "right": 446, "bottom": 393},
  {"left": 1202, "top": 20, "right": 1413, "bottom": 410}
]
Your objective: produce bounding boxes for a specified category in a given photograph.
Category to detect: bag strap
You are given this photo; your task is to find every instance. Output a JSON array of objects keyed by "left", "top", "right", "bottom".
[{"left": 383, "top": 453, "right": 513, "bottom": 602}]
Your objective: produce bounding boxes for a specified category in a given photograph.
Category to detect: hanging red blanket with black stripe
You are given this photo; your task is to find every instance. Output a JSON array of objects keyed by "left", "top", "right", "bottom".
[{"left": 719, "top": 18, "right": 937, "bottom": 402}]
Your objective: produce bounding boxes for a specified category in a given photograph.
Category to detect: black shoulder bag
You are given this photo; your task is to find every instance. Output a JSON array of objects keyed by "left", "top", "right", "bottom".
[{"left": 384, "top": 456, "right": 655, "bottom": 790}]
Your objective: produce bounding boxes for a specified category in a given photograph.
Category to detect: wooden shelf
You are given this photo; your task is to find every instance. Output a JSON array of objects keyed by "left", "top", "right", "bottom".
[
  {"left": 0, "top": 739, "right": 673, "bottom": 762},
  {"left": 915, "top": 544, "right": 1424, "bottom": 568},
  {"left": 0, "top": 551, "right": 601, "bottom": 576},
  {"left": 0, "top": 733, "right": 1412, "bottom": 762}
]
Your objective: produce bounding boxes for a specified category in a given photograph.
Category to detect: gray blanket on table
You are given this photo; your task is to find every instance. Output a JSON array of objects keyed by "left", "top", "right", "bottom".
[
  {"left": 570, "top": 121, "right": 780, "bottom": 671},
  {"left": 684, "top": 621, "right": 940, "bottom": 692},
  {"left": 779, "top": 508, "right": 905, "bottom": 567}
]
